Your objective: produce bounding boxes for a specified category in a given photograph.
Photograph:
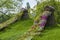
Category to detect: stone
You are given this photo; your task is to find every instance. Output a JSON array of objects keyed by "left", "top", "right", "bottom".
[
  {"left": 45, "top": 6, "right": 55, "bottom": 26},
  {"left": 21, "top": 8, "right": 29, "bottom": 20}
]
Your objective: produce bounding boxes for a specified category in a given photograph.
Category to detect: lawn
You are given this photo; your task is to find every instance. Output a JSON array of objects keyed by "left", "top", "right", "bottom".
[
  {"left": 32, "top": 24, "right": 60, "bottom": 40},
  {"left": 0, "top": 19, "right": 33, "bottom": 40},
  {"left": 0, "top": 18, "right": 60, "bottom": 40}
]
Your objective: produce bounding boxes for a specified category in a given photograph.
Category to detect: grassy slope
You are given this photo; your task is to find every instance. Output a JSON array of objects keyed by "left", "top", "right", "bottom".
[
  {"left": 32, "top": 24, "right": 60, "bottom": 40},
  {"left": 0, "top": 19, "right": 33, "bottom": 40},
  {"left": 0, "top": 18, "right": 60, "bottom": 40}
]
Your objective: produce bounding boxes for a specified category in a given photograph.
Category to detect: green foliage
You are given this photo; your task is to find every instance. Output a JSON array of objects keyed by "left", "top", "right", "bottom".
[
  {"left": 32, "top": 1, "right": 60, "bottom": 39},
  {"left": 0, "top": 0, "right": 60, "bottom": 40},
  {"left": 0, "top": 14, "right": 10, "bottom": 23},
  {"left": 0, "top": 0, "right": 23, "bottom": 23},
  {"left": 0, "top": 0, "right": 7, "bottom": 7},
  {"left": 0, "top": 0, "right": 13, "bottom": 8},
  {"left": 35, "top": 0, "right": 60, "bottom": 23},
  {"left": 0, "top": 0, "right": 22, "bottom": 8},
  {"left": 0, "top": 12, "right": 23, "bottom": 29}
]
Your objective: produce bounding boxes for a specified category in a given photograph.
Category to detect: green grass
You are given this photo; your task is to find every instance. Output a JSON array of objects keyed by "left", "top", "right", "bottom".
[
  {"left": 32, "top": 24, "right": 60, "bottom": 40},
  {"left": 0, "top": 18, "right": 60, "bottom": 40},
  {"left": 0, "top": 19, "right": 33, "bottom": 40}
]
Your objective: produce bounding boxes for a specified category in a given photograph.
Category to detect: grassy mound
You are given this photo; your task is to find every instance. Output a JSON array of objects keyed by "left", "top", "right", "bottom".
[{"left": 0, "top": 19, "right": 33, "bottom": 40}]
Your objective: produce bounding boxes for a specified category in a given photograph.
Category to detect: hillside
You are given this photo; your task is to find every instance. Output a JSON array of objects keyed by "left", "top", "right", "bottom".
[
  {"left": 0, "top": 19, "right": 33, "bottom": 40},
  {"left": 32, "top": 24, "right": 60, "bottom": 40},
  {"left": 0, "top": 0, "right": 60, "bottom": 40}
]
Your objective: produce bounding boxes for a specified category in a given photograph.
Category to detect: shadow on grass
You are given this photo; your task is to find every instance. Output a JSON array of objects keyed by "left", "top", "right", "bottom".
[
  {"left": 39, "top": 24, "right": 60, "bottom": 37},
  {"left": 45, "top": 24, "right": 60, "bottom": 31},
  {"left": 32, "top": 24, "right": 60, "bottom": 40}
]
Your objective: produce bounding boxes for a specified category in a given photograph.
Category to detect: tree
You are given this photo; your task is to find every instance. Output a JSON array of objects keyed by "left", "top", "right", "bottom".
[
  {"left": 0, "top": 0, "right": 22, "bottom": 14},
  {"left": 0, "top": 0, "right": 23, "bottom": 23}
]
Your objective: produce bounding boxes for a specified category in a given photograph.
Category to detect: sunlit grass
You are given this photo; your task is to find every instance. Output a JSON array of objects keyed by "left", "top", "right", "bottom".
[
  {"left": 32, "top": 24, "right": 60, "bottom": 40},
  {"left": 0, "top": 19, "right": 33, "bottom": 40}
]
